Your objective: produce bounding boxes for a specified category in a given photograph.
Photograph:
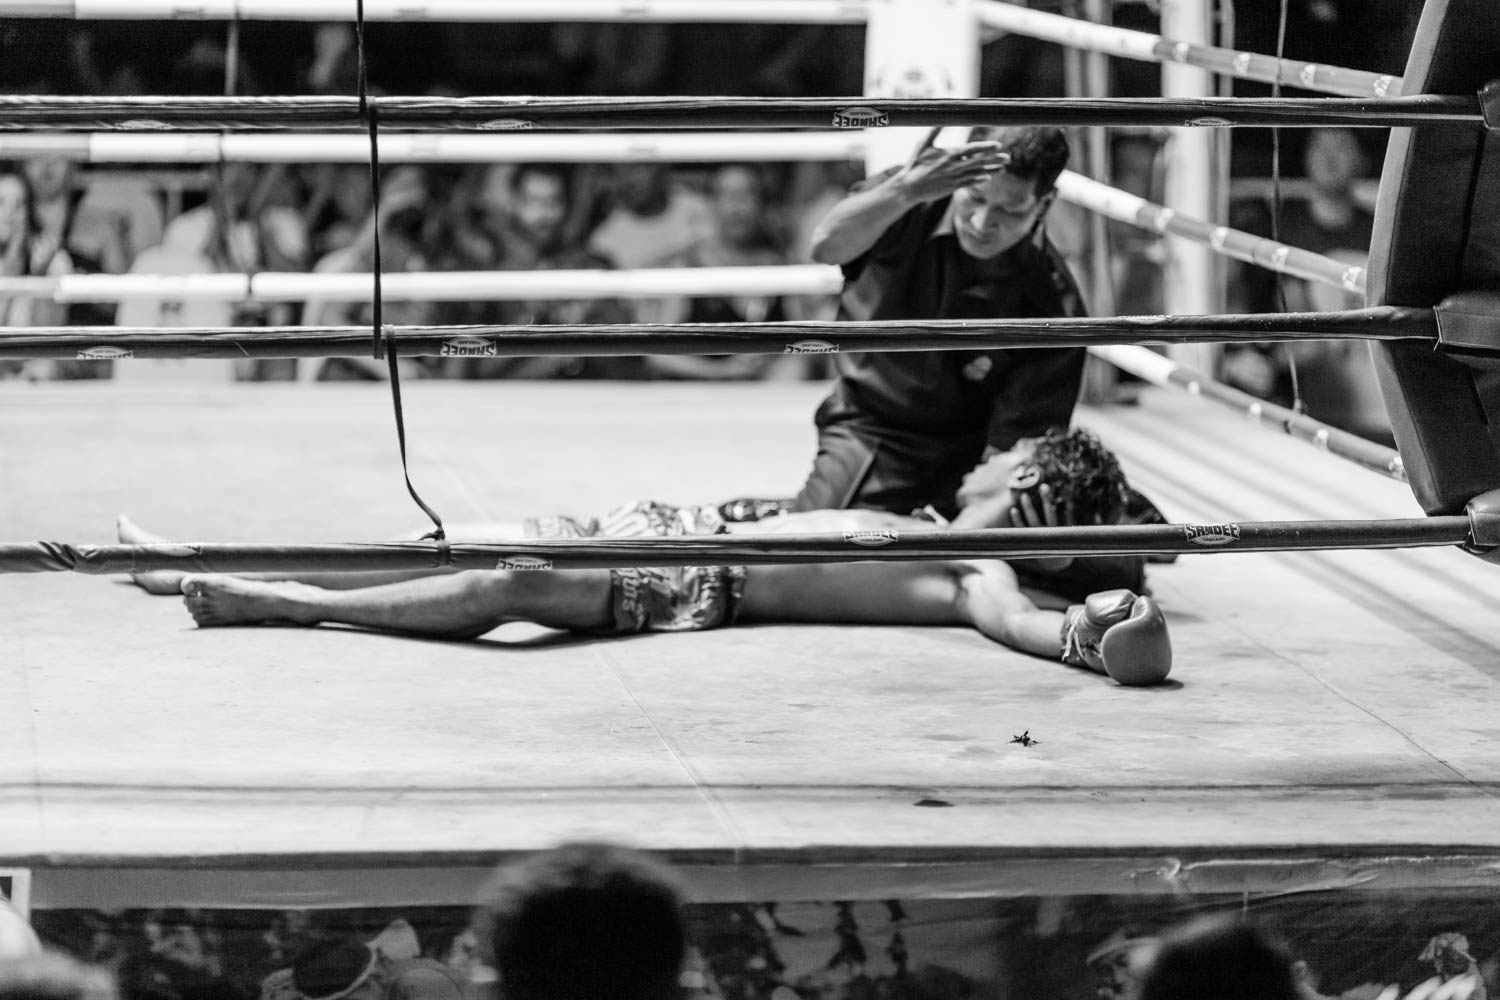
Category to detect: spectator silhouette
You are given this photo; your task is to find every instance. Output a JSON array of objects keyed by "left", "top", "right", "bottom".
[
  {"left": 472, "top": 842, "right": 688, "bottom": 1000},
  {"left": 1138, "top": 916, "right": 1300, "bottom": 1000}
]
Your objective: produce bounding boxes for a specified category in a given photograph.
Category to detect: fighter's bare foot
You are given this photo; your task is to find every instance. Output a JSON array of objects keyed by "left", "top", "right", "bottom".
[
  {"left": 180, "top": 575, "right": 316, "bottom": 628},
  {"left": 118, "top": 514, "right": 185, "bottom": 596}
]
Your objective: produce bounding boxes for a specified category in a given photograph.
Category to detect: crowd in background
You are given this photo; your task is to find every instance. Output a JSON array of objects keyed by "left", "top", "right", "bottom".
[
  {"left": 5, "top": 850, "right": 1499, "bottom": 1000},
  {"left": 0, "top": 2, "right": 1418, "bottom": 420}
]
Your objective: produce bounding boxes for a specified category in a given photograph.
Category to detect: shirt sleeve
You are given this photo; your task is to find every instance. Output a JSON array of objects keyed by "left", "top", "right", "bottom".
[{"left": 838, "top": 166, "right": 921, "bottom": 286}]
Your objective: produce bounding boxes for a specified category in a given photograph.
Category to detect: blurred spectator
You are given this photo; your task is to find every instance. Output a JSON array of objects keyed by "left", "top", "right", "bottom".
[
  {"left": 0, "top": 162, "right": 74, "bottom": 379},
  {"left": 1087, "top": 927, "right": 1160, "bottom": 1000},
  {"left": 650, "top": 164, "right": 792, "bottom": 380},
  {"left": 270, "top": 933, "right": 466, "bottom": 1000},
  {"left": 300, "top": 164, "right": 374, "bottom": 262},
  {"left": 113, "top": 909, "right": 239, "bottom": 1000},
  {"left": 1408, "top": 934, "right": 1486, "bottom": 1000},
  {"left": 439, "top": 162, "right": 632, "bottom": 379},
  {"left": 0, "top": 952, "right": 116, "bottom": 1000},
  {"left": 1220, "top": 128, "right": 1390, "bottom": 443},
  {"left": 115, "top": 162, "right": 305, "bottom": 382},
  {"left": 0, "top": 899, "right": 41, "bottom": 960},
  {"left": 472, "top": 842, "right": 688, "bottom": 1000},
  {"left": 1278, "top": 128, "right": 1374, "bottom": 312},
  {"left": 24, "top": 157, "right": 130, "bottom": 277},
  {"left": 301, "top": 166, "right": 437, "bottom": 381},
  {"left": 1138, "top": 916, "right": 1300, "bottom": 1000},
  {"left": 587, "top": 163, "right": 712, "bottom": 272}
]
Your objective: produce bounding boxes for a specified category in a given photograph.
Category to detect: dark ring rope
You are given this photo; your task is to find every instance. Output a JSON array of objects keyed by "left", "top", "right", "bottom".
[
  {"left": 0, "top": 307, "right": 1440, "bottom": 358},
  {"left": 0, "top": 516, "right": 1474, "bottom": 576},
  {"left": 0, "top": 94, "right": 1482, "bottom": 132}
]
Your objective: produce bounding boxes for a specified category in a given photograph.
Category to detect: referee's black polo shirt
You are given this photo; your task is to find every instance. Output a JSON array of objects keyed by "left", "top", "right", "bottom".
[{"left": 816, "top": 187, "right": 1088, "bottom": 460}]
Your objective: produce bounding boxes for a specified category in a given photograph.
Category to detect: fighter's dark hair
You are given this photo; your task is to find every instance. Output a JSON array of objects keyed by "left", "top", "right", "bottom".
[{"left": 1028, "top": 427, "right": 1129, "bottom": 525}]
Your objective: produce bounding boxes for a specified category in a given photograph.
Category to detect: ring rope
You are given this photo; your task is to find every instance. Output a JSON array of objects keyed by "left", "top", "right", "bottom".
[
  {"left": 0, "top": 265, "right": 847, "bottom": 303},
  {"left": 0, "top": 161, "right": 1374, "bottom": 302},
  {"left": 0, "top": 0, "right": 1400, "bottom": 100},
  {"left": 4, "top": 0, "right": 871, "bottom": 23},
  {"left": 973, "top": 0, "right": 1401, "bottom": 99},
  {"left": 0, "top": 309, "right": 1438, "bottom": 361},
  {"left": 0, "top": 94, "right": 1481, "bottom": 132},
  {"left": 1093, "top": 344, "right": 1406, "bottom": 483},
  {"left": 1055, "top": 171, "right": 1368, "bottom": 295},
  {"left": 0, "top": 517, "right": 1474, "bottom": 576}
]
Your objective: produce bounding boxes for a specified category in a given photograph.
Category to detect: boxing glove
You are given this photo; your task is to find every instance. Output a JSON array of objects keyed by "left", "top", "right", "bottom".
[{"left": 1061, "top": 589, "right": 1172, "bottom": 686}]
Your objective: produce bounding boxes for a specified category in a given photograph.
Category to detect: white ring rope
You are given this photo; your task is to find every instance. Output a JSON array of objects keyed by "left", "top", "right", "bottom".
[
  {"left": 0, "top": 131, "right": 867, "bottom": 164},
  {"left": 0, "top": 169, "right": 1359, "bottom": 304},
  {"left": 0, "top": 0, "right": 1398, "bottom": 99},
  {"left": 0, "top": 265, "right": 845, "bottom": 304},
  {"left": 1055, "top": 171, "right": 1366, "bottom": 295},
  {"left": 973, "top": 0, "right": 1401, "bottom": 98}
]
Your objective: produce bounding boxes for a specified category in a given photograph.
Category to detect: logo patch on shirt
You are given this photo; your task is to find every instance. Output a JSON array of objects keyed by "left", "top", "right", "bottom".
[{"left": 962, "top": 355, "right": 993, "bottom": 381}]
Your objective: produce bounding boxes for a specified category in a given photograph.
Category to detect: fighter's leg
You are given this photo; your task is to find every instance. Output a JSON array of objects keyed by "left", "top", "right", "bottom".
[
  {"left": 739, "top": 558, "right": 1065, "bottom": 660},
  {"left": 118, "top": 514, "right": 525, "bottom": 594},
  {"left": 179, "top": 568, "right": 613, "bottom": 639}
]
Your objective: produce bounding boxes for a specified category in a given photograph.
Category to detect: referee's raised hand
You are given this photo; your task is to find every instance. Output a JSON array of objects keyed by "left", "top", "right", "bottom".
[{"left": 897, "top": 140, "right": 1011, "bottom": 202}]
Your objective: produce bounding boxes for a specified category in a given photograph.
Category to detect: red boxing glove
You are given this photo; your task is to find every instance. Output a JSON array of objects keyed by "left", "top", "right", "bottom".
[{"left": 1061, "top": 589, "right": 1172, "bottom": 686}]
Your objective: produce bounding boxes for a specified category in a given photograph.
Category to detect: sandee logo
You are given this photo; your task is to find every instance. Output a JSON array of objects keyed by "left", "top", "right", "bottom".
[
  {"left": 784, "top": 340, "right": 839, "bottom": 354},
  {"left": 1183, "top": 524, "right": 1241, "bottom": 546},
  {"left": 441, "top": 337, "right": 498, "bottom": 357},
  {"left": 832, "top": 107, "right": 889, "bottom": 128},
  {"left": 843, "top": 529, "right": 899, "bottom": 546},
  {"left": 497, "top": 556, "right": 554, "bottom": 570}
]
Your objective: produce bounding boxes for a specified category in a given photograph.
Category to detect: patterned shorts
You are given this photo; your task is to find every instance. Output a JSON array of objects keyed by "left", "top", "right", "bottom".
[{"left": 523, "top": 501, "right": 747, "bottom": 635}]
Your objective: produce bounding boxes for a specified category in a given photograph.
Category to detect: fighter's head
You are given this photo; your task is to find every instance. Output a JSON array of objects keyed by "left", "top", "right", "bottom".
[
  {"left": 961, "top": 428, "right": 1128, "bottom": 526},
  {"left": 949, "top": 126, "right": 1070, "bottom": 259},
  {"left": 1015, "top": 427, "right": 1130, "bottom": 526}
]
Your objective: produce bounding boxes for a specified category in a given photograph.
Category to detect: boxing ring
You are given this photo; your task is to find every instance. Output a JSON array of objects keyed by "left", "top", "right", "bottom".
[{"left": 2, "top": 0, "right": 1500, "bottom": 938}]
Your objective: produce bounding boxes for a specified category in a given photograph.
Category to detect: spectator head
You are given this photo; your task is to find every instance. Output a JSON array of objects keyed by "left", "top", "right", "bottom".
[
  {"left": 1304, "top": 128, "right": 1367, "bottom": 196},
  {"left": 710, "top": 164, "right": 771, "bottom": 250},
  {"left": 1138, "top": 916, "right": 1300, "bottom": 1000},
  {"left": 614, "top": 163, "right": 671, "bottom": 217},
  {"left": 509, "top": 163, "right": 571, "bottom": 250},
  {"left": 0, "top": 952, "right": 116, "bottom": 1000},
  {"left": 291, "top": 941, "right": 387, "bottom": 1000},
  {"left": 473, "top": 842, "right": 688, "bottom": 1000},
  {"left": 966, "top": 125, "right": 1070, "bottom": 198},
  {"left": 949, "top": 126, "right": 1068, "bottom": 259},
  {"left": 20, "top": 157, "right": 73, "bottom": 204}
]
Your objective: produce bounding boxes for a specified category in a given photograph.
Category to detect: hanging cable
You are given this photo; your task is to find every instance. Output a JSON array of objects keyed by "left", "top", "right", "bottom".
[
  {"left": 353, "top": 0, "right": 449, "bottom": 553},
  {"left": 1269, "top": 0, "right": 1306, "bottom": 415}
]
